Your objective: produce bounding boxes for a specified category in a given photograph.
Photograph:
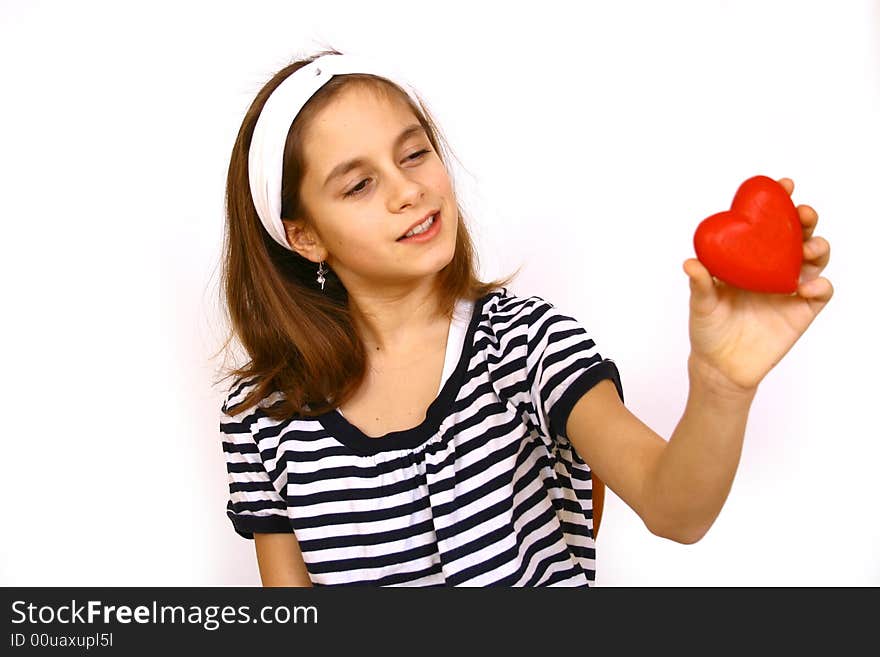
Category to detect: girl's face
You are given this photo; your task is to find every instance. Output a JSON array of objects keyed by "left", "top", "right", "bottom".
[{"left": 288, "top": 84, "right": 458, "bottom": 293}]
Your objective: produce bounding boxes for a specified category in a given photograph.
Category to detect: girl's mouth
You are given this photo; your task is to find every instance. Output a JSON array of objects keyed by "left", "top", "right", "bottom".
[{"left": 397, "top": 212, "right": 441, "bottom": 243}]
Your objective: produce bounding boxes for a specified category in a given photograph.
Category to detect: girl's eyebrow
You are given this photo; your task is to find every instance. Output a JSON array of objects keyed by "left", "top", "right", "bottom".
[{"left": 322, "top": 123, "right": 426, "bottom": 189}]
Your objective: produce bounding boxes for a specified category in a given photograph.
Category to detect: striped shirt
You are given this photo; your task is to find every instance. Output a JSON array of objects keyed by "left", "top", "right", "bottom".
[{"left": 221, "top": 287, "right": 624, "bottom": 586}]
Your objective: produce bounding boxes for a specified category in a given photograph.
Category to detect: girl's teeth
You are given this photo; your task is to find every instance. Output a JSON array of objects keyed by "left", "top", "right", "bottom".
[{"left": 405, "top": 214, "right": 435, "bottom": 237}]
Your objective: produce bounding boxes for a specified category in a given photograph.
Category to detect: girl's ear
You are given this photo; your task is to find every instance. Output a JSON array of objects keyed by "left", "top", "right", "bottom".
[{"left": 282, "top": 217, "right": 327, "bottom": 262}]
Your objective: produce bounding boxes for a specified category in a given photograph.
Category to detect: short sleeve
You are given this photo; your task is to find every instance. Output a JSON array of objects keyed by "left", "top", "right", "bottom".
[
  {"left": 525, "top": 296, "right": 624, "bottom": 441},
  {"left": 220, "top": 378, "right": 293, "bottom": 540}
]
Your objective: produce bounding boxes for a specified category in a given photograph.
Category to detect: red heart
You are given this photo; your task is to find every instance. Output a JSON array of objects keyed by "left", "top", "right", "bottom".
[{"left": 693, "top": 175, "right": 803, "bottom": 294}]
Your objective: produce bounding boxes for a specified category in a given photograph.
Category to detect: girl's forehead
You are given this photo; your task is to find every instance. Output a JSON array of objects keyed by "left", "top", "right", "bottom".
[
  {"left": 307, "top": 85, "right": 416, "bottom": 141},
  {"left": 302, "top": 86, "right": 422, "bottom": 171}
]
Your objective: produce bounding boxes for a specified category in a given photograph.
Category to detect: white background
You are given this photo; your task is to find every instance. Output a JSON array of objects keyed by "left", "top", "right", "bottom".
[{"left": 1, "top": 0, "right": 877, "bottom": 586}]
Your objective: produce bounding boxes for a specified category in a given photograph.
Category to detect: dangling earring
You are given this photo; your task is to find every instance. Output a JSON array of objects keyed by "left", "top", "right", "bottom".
[{"left": 316, "top": 261, "right": 328, "bottom": 290}]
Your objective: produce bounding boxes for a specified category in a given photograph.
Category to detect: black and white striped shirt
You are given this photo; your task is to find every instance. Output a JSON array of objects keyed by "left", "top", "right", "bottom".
[{"left": 221, "top": 288, "right": 624, "bottom": 586}]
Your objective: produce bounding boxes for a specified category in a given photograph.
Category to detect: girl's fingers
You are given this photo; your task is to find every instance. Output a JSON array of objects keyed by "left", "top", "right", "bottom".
[
  {"left": 799, "top": 237, "right": 831, "bottom": 286},
  {"left": 797, "top": 276, "right": 834, "bottom": 305},
  {"left": 772, "top": 181, "right": 831, "bottom": 294},
  {"left": 798, "top": 204, "right": 819, "bottom": 241},
  {"left": 802, "top": 236, "right": 831, "bottom": 269},
  {"left": 776, "top": 177, "right": 794, "bottom": 196}
]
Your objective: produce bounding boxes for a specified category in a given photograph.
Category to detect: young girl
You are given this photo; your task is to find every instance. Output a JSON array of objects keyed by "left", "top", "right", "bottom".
[{"left": 217, "top": 49, "right": 833, "bottom": 587}]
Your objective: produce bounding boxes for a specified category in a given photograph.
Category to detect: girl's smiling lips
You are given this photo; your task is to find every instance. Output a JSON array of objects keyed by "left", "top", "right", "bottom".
[
  {"left": 397, "top": 209, "right": 440, "bottom": 240},
  {"left": 397, "top": 211, "right": 441, "bottom": 243}
]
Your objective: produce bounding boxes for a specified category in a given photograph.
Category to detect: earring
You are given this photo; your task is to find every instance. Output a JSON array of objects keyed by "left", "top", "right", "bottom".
[{"left": 316, "top": 261, "right": 328, "bottom": 290}]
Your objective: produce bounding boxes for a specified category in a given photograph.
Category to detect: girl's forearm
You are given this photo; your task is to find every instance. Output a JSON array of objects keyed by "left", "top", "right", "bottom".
[{"left": 647, "top": 355, "right": 758, "bottom": 543}]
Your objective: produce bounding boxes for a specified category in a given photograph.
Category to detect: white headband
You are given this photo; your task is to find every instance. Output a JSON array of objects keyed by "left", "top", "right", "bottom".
[{"left": 248, "top": 53, "right": 424, "bottom": 250}]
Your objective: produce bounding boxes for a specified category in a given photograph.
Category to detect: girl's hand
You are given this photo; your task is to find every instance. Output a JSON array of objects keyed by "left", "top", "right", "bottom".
[{"left": 682, "top": 177, "right": 834, "bottom": 396}]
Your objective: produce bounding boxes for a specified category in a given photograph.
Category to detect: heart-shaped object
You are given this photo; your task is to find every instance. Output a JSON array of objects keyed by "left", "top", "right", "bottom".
[{"left": 693, "top": 175, "right": 803, "bottom": 294}]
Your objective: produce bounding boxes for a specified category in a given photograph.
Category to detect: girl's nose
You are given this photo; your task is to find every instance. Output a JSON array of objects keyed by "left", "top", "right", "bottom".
[{"left": 386, "top": 169, "right": 426, "bottom": 211}]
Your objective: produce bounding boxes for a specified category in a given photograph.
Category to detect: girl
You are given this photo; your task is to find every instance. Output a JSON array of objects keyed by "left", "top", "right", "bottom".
[{"left": 217, "top": 49, "right": 833, "bottom": 587}]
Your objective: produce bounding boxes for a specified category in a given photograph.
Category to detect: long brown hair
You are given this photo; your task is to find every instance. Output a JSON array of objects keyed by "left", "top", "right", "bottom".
[{"left": 215, "top": 48, "right": 520, "bottom": 420}]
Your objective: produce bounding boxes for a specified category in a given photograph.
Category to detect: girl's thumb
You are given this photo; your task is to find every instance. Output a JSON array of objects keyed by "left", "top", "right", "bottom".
[{"left": 684, "top": 258, "right": 718, "bottom": 312}]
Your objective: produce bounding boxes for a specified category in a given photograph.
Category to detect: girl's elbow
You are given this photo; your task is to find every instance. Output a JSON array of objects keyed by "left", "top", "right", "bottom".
[{"left": 648, "top": 517, "right": 710, "bottom": 544}]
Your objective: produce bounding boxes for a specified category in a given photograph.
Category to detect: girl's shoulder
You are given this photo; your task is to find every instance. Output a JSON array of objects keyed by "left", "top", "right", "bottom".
[
  {"left": 479, "top": 286, "right": 562, "bottom": 323},
  {"left": 221, "top": 374, "right": 286, "bottom": 420}
]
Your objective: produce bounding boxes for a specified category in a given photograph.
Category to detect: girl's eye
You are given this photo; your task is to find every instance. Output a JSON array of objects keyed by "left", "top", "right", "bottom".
[
  {"left": 344, "top": 178, "right": 370, "bottom": 198},
  {"left": 407, "top": 148, "right": 430, "bottom": 161},
  {"left": 343, "top": 149, "right": 432, "bottom": 198}
]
